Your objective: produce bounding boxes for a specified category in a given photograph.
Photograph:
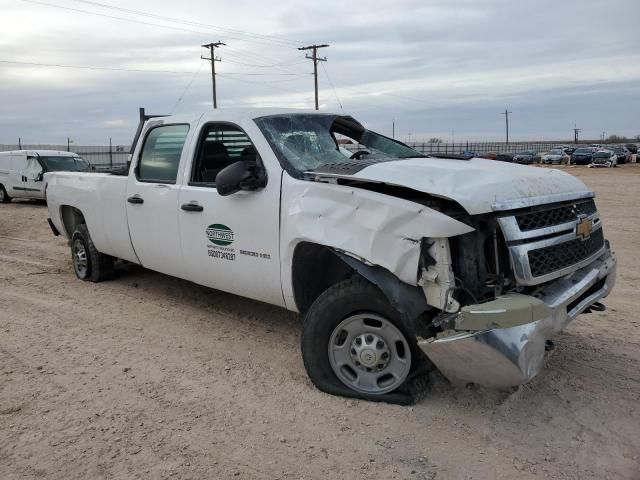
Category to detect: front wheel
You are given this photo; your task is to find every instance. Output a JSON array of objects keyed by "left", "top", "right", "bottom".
[
  {"left": 301, "top": 277, "right": 420, "bottom": 399},
  {"left": 71, "top": 224, "right": 114, "bottom": 282}
]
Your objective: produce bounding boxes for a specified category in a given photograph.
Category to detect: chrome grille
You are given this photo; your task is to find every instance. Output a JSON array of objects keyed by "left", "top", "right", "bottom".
[
  {"left": 515, "top": 199, "right": 597, "bottom": 231},
  {"left": 528, "top": 228, "right": 604, "bottom": 277},
  {"left": 497, "top": 194, "right": 606, "bottom": 286}
]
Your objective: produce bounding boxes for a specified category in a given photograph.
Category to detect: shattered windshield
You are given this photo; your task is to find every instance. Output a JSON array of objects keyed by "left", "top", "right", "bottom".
[
  {"left": 39, "top": 156, "right": 90, "bottom": 172},
  {"left": 254, "top": 114, "right": 423, "bottom": 175}
]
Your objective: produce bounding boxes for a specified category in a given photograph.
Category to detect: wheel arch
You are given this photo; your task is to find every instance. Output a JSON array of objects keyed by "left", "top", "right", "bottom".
[
  {"left": 291, "top": 242, "right": 356, "bottom": 315},
  {"left": 291, "top": 241, "right": 430, "bottom": 320},
  {"left": 60, "top": 205, "right": 86, "bottom": 238}
]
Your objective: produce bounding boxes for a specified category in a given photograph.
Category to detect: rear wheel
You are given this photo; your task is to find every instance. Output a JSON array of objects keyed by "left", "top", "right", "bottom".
[
  {"left": 302, "top": 277, "right": 419, "bottom": 399},
  {"left": 0, "top": 184, "right": 11, "bottom": 203},
  {"left": 71, "top": 224, "right": 114, "bottom": 282}
]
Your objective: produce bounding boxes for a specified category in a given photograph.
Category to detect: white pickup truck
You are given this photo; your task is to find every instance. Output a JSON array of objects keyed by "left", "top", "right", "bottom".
[{"left": 45, "top": 108, "right": 616, "bottom": 401}]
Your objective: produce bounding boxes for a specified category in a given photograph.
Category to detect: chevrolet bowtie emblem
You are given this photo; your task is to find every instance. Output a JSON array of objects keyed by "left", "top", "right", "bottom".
[{"left": 576, "top": 216, "right": 593, "bottom": 240}]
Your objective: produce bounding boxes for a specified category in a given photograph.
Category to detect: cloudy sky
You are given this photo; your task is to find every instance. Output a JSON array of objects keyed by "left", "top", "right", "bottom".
[{"left": 1, "top": 0, "right": 639, "bottom": 145}]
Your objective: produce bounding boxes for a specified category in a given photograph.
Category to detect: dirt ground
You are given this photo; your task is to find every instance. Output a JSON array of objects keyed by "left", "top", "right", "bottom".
[{"left": 1, "top": 164, "right": 639, "bottom": 480}]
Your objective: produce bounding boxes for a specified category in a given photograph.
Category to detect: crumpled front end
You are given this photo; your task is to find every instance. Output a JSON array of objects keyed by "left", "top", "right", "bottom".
[
  {"left": 419, "top": 249, "right": 615, "bottom": 388},
  {"left": 417, "top": 192, "right": 617, "bottom": 389}
]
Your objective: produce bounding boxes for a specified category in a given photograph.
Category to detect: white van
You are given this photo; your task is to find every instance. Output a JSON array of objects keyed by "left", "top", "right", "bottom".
[{"left": 0, "top": 150, "right": 90, "bottom": 202}]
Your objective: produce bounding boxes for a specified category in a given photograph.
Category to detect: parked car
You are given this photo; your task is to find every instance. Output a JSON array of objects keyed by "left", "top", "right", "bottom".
[
  {"left": 541, "top": 149, "right": 569, "bottom": 164},
  {"left": 611, "top": 146, "right": 632, "bottom": 164},
  {"left": 496, "top": 152, "right": 515, "bottom": 162},
  {"left": 480, "top": 151, "right": 498, "bottom": 160},
  {"left": 460, "top": 150, "right": 478, "bottom": 159},
  {"left": 571, "top": 147, "right": 597, "bottom": 165},
  {"left": 44, "top": 108, "right": 616, "bottom": 400},
  {"left": 624, "top": 143, "right": 637, "bottom": 154},
  {"left": 0, "top": 150, "right": 90, "bottom": 202},
  {"left": 588, "top": 150, "right": 618, "bottom": 168},
  {"left": 513, "top": 151, "right": 541, "bottom": 164},
  {"left": 564, "top": 146, "right": 577, "bottom": 155}
]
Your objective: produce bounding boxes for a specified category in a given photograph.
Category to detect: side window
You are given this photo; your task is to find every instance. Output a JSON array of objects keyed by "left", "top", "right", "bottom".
[
  {"left": 138, "top": 124, "right": 189, "bottom": 183},
  {"left": 191, "top": 123, "right": 257, "bottom": 185}
]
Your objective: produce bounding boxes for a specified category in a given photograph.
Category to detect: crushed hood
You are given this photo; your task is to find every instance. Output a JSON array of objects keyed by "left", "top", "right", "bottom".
[{"left": 311, "top": 157, "right": 591, "bottom": 214}]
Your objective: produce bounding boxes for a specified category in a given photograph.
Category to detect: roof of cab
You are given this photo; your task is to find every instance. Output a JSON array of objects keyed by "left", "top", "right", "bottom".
[{"left": 162, "top": 108, "right": 341, "bottom": 125}]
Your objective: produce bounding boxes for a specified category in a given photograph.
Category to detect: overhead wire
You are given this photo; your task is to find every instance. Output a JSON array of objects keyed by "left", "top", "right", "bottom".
[
  {"left": 170, "top": 61, "right": 206, "bottom": 114},
  {"left": 0, "top": 59, "right": 195, "bottom": 74},
  {"left": 321, "top": 62, "right": 343, "bottom": 111},
  {"left": 20, "top": 0, "right": 303, "bottom": 50},
  {"left": 67, "top": 0, "right": 305, "bottom": 48},
  {"left": 20, "top": 0, "right": 313, "bottom": 77}
]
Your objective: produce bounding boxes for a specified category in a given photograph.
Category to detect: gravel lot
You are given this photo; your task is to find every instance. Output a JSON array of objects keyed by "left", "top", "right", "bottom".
[{"left": 1, "top": 164, "right": 639, "bottom": 479}]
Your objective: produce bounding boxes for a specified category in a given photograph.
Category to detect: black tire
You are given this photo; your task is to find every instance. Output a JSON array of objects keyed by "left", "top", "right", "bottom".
[
  {"left": 301, "top": 277, "right": 425, "bottom": 402},
  {"left": 71, "top": 223, "right": 114, "bottom": 282},
  {"left": 0, "top": 184, "right": 11, "bottom": 203}
]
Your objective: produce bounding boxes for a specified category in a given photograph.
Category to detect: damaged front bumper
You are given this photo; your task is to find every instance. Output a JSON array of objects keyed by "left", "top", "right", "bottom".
[{"left": 418, "top": 248, "right": 616, "bottom": 389}]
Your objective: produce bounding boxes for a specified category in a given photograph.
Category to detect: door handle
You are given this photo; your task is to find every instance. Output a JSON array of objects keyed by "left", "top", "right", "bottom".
[
  {"left": 127, "top": 195, "right": 144, "bottom": 204},
  {"left": 181, "top": 202, "right": 203, "bottom": 212}
]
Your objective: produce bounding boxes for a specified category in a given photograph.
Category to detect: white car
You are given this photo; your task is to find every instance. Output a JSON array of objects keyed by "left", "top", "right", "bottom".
[
  {"left": 589, "top": 150, "right": 618, "bottom": 168},
  {"left": 541, "top": 149, "right": 569, "bottom": 165},
  {"left": 0, "top": 150, "right": 90, "bottom": 202},
  {"left": 44, "top": 108, "right": 616, "bottom": 400}
]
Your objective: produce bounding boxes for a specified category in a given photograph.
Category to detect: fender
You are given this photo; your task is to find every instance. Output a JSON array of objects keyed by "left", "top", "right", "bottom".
[{"left": 280, "top": 175, "right": 474, "bottom": 311}]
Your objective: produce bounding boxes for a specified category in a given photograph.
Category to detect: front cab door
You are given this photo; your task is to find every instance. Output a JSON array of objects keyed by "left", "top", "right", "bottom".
[{"left": 178, "top": 121, "right": 284, "bottom": 307}]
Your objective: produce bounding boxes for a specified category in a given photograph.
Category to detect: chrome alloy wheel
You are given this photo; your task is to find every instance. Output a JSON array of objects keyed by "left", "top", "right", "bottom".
[
  {"left": 72, "top": 238, "right": 89, "bottom": 278},
  {"left": 328, "top": 313, "right": 411, "bottom": 395}
]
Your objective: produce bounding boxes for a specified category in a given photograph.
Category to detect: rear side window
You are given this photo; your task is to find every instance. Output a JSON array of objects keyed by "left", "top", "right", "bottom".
[{"left": 138, "top": 125, "right": 189, "bottom": 183}]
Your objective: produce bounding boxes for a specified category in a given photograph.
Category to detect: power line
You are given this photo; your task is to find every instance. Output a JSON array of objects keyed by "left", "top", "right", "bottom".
[
  {"left": 201, "top": 42, "right": 225, "bottom": 109},
  {"left": 170, "top": 61, "right": 206, "bottom": 114},
  {"left": 0, "top": 58, "right": 195, "bottom": 74},
  {"left": 298, "top": 44, "right": 329, "bottom": 110},
  {"left": 21, "top": 0, "right": 303, "bottom": 49},
  {"left": 0, "top": 59, "right": 310, "bottom": 78},
  {"left": 320, "top": 61, "right": 343, "bottom": 112},
  {"left": 21, "top": 0, "right": 313, "bottom": 78},
  {"left": 67, "top": 0, "right": 305, "bottom": 48}
]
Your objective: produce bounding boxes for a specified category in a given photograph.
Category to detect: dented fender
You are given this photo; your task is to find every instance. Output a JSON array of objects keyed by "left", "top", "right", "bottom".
[{"left": 280, "top": 174, "right": 474, "bottom": 311}]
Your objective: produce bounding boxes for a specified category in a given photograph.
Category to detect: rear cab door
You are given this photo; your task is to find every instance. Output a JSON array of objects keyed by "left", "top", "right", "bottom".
[{"left": 125, "top": 114, "right": 202, "bottom": 278}]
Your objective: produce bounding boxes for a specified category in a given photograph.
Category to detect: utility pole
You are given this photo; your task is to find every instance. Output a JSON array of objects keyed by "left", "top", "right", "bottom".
[
  {"left": 67, "top": 137, "right": 70, "bottom": 152},
  {"left": 573, "top": 124, "right": 581, "bottom": 144},
  {"left": 298, "top": 44, "right": 329, "bottom": 110},
  {"left": 201, "top": 42, "right": 225, "bottom": 109},
  {"left": 392, "top": 118, "right": 395, "bottom": 139},
  {"left": 501, "top": 109, "right": 512, "bottom": 144}
]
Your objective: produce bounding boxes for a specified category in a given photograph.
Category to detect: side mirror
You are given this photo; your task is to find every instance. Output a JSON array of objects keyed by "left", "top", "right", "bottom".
[
  {"left": 215, "top": 161, "right": 266, "bottom": 196},
  {"left": 35, "top": 171, "right": 44, "bottom": 182}
]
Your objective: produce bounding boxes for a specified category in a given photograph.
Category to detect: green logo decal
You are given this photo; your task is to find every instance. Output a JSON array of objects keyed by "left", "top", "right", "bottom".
[{"left": 206, "top": 224, "right": 234, "bottom": 246}]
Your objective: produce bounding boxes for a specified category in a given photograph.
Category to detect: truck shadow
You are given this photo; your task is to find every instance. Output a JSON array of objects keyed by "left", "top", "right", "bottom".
[{"left": 112, "top": 263, "right": 639, "bottom": 412}]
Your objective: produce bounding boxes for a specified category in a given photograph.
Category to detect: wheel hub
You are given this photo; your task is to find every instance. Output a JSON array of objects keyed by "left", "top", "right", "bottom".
[
  {"left": 73, "top": 239, "right": 88, "bottom": 277},
  {"left": 350, "top": 333, "right": 390, "bottom": 372},
  {"left": 328, "top": 313, "right": 412, "bottom": 395}
]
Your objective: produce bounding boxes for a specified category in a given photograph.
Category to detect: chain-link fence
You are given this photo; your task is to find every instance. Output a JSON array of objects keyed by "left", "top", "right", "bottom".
[
  {"left": 405, "top": 141, "right": 560, "bottom": 155},
  {"left": 1, "top": 140, "right": 575, "bottom": 171},
  {"left": 0, "top": 144, "right": 130, "bottom": 171}
]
